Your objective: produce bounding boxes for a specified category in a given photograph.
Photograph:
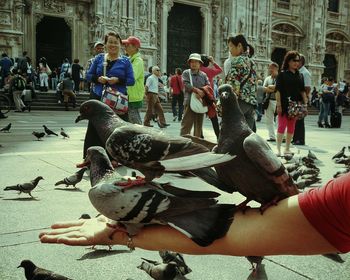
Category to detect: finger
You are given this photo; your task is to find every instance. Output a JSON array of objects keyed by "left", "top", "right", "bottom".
[
  {"left": 51, "top": 220, "right": 85, "bottom": 229},
  {"left": 39, "top": 225, "right": 83, "bottom": 238},
  {"left": 57, "top": 236, "right": 89, "bottom": 246}
]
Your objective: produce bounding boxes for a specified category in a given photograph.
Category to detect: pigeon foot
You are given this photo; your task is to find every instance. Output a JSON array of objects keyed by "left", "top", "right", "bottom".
[
  {"left": 259, "top": 196, "right": 280, "bottom": 214},
  {"left": 115, "top": 176, "right": 146, "bottom": 188},
  {"left": 237, "top": 198, "right": 252, "bottom": 213}
]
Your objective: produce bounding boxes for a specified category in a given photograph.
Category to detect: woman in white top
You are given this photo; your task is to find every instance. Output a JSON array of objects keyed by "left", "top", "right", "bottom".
[{"left": 38, "top": 57, "right": 51, "bottom": 92}]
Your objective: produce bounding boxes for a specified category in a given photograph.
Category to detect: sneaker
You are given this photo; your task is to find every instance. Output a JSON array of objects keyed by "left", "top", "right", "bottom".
[
  {"left": 144, "top": 124, "right": 153, "bottom": 127},
  {"left": 158, "top": 122, "right": 170, "bottom": 128},
  {"left": 0, "top": 114, "right": 7, "bottom": 119},
  {"left": 267, "top": 138, "right": 276, "bottom": 142}
]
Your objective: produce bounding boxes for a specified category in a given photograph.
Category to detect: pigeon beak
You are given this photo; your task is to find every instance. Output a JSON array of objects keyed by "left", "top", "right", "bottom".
[
  {"left": 75, "top": 115, "right": 83, "bottom": 123},
  {"left": 17, "top": 265, "right": 21, "bottom": 268}
]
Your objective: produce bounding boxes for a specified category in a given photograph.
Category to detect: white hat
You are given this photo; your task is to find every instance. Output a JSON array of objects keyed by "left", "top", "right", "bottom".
[
  {"left": 94, "top": 41, "right": 104, "bottom": 48},
  {"left": 187, "top": 53, "right": 203, "bottom": 64}
]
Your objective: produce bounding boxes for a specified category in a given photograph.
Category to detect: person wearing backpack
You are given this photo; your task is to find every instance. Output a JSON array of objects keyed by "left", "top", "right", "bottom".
[{"left": 9, "top": 69, "right": 27, "bottom": 112}]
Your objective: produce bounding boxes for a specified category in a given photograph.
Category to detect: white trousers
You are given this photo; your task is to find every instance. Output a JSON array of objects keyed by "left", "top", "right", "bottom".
[
  {"left": 39, "top": 72, "right": 48, "bottom": 87},
  {"left": 265, "top": 99, "right": 277, "bottom": 139}
]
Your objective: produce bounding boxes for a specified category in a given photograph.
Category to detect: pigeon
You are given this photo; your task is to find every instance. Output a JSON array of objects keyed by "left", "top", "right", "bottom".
[
  {"left": 307, "top": 150, "right": 318, "bottom": 161},
  {"left": 4, "top": 176, "right": 44, "bottom": 197},
  {"left": 332, "top": 147, "right": 346, "bottom": 160},
  {"left": 54, "top": 167, "right": 87, "bottom": 188},
  {"left": 159, "top": 251, "right": 192, "bottom": 275},
  {"left": 246, "top": 263, "right": 268, "bottom": 280},
  {"left": 76, "top": 100, "right": 233, "bottom": 191},
  {"left": 79, "top": 213, "right": 92, "bottom": 219},
  {"left": 213, "top": 84, "right": 299, "bottom": 210},
  {"left": 334, "top": 157, "right": 350, "bottom": 165},
  {"left": 18, "top": 259, "right": 72, "bottom": 280},
  {"left": 333, "top": 169, "right": 350, "bottom": 178},
  {"left": 296, "top": 176, "right": 321, "bottom": 190},
  {"left": 60, "top": 128, "right": 69, "bottom": 139},
  {"left": 246, "top": 256, "right": 264, "bottom": 274},
  {"left": 138, "top": 259, "right": 180, "bottom": 280},
  {"left": 43, "top": 125, "right": 58, "bottom": 136},
  {"left": 82, "top": 146, "right": 236, "bottom": 246},
  {"left": 0, "top": 123, "right": 11, "bottom": 132},
  {"left": 32, "top": 131, "right": 45, "bottom": 141}
]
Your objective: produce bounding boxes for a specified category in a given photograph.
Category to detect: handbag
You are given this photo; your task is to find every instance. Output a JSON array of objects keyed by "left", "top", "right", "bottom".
[
  {"left": 188, "top": 71, "right": 208, "bottom": 114},
  {"left": 262, "top": 93, "right": 271, "bottom": 110},
  {"left": 287, "top": 98, "right": 307, "bottom": 120},
  {"left": 101, "top": 54, "right": 128, "bottom": 114}
]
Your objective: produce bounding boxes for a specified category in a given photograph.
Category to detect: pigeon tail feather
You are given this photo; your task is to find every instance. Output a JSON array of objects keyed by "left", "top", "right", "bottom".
[{"left": 166, "top": 204, "right": 236, "bottom": 247}]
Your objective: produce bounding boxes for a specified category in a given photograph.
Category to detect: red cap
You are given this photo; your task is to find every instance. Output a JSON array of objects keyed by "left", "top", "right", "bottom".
[{"left": 122, "top": 36, "right": 141, "bottom": 48}]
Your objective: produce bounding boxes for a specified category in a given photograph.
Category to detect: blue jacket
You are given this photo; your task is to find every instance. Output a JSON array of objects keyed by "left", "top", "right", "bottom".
[{"left": 86, "top": 53, "right": 135, "bottom": 97}]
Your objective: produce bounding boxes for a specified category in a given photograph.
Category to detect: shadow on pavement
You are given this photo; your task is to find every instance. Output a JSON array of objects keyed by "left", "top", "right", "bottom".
[
  {"left": 2, "top": 197, "right": 39, "bottom": 201},
  {"left": 54, "top": 187, "right": 85, "bottom": 192},
  {"left": 77, "top": 248, "right": 131, "bottom": 261}
]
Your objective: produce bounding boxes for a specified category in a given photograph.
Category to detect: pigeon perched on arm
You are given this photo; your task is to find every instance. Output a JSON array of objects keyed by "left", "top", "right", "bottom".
[
  {"left": 43, "top": 125, "right": 58, "bottom": 136},
  {"left": 213, "top": 84, "right": 299, "bottom": 209},
  {"left": 54, "top": 167, "right": 87, "bottom": 188},
  {"left": 82, "top": 146, "right": 236, "bottom": 247},
  {"left": 0, "top": 123, "right": 11, "bottom": 132},
  {"left": 18, "top": 260, "right": 72, "bottom": 280},
  {"left": 32, "top": 131, "right": 45, "bottom": 141},
  {"left": 4, "top": 176, "right": 44, "bottom": 197},
  {"left": 76, "top": 100, "right": 233, "bottom": 192},
  {"left": 60, "top": 128, "right": 69, "bottom": 139}
]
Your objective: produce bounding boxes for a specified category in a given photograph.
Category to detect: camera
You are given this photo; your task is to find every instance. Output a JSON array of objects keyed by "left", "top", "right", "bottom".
[{"left": 201, "top": 55, "right": 210, "bottom": 67}]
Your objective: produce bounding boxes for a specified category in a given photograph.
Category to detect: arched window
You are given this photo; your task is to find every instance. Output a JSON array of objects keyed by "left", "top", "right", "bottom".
[{"left": 328, "top": 0, "right": 339, "bottom": 13}]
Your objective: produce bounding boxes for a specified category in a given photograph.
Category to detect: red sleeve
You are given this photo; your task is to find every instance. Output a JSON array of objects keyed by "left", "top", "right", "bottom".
[{"left": 298, "top": 172, "right": 350, "bottom": 253}]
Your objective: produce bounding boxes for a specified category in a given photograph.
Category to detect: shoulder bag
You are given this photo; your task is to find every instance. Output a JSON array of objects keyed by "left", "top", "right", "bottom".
[
  {"left": 101, "top": 53, "right": 128, "bottom": 114},
  {"left": 189, "top": 71, "right": 208, "bottom": 114}
]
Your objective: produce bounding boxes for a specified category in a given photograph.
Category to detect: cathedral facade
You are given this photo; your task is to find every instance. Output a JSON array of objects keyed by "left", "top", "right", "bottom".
[{"left": 1, "top": 0, "right": 349, "bottom": 86}]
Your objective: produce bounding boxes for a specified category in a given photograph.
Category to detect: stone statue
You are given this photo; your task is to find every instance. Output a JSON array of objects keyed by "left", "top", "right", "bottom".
[
  {"left": 221, "top": 16, "right": 229, "bottom": 39},
  {"left": 108, "top": 0, "right": 118, "bottom": 19},
  {"left": 238, "top": 17, "right": 245, "bottom": 34},
  {"left": 139, "top": 0, "right": 148, "bottom": 17}
]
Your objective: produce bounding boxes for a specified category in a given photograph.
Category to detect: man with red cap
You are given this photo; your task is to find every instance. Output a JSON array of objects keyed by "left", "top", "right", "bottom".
[{"left": 123, "top": 36, "right": 145, "bottom": 124}]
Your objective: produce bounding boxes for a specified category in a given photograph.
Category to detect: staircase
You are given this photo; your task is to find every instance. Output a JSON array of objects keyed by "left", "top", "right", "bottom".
[{"left": 20, "top": 90, "right": 350, "bottom": 116}]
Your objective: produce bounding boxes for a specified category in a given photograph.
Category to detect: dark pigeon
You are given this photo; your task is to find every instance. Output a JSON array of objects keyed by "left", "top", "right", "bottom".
[
  {"left": 334, "top": 157, "right": 350, "bottom": 165},
  {"left": 213, "top": 84, "right": 299, "bottom": 209},
  {"left": 79, "top": 213, "right": 91, "bottom": 219},
  {"left": 83, "top": 146, "right": 236, "bottom": 247},
  {"left": 138, "top": 259, "right": 180, "bottom": 280},
  {"left": 4, "top": 176, "right": 44, "bottom": 197},
  {"left": 0, "top": 123, "right": 11, "bottom": 132},
  {"left": 76, "top": 100, "right": 232, "bottom": 191},
  {"left": 32, "top": 131, "right": 45, "bottom": 141},
  {"left": 54, "top": 167, "right": 87, "bottom": 188},
  {"left": 332, "top": 147, "right": 346, "bottom": 160},
  {"left": 296, "top": 176, "right": 321, "bottom": 190},
  {"left": 43, "top": 125, "right": 58, "bottom": 136},
  {"left": 307, "top": 150, "right": 318, "bottom": 161},
  {"left": 246, "top": 256, "right": 264, "bottom": 275},
  {"left": 60, "top": 128, "right": 69, "bottom": 139},
  {"left": 18, "top": 259, "right": 72, "bottom": 280},
  {"left": 159, "top": 251, "right": 192, "bottom": 275},
  {"left": 333, "top": 168, "right": 350, "bottom": 178}
]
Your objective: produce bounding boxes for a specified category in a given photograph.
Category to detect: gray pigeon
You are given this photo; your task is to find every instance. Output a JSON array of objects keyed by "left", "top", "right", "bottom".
[
  {"left": 43, "top": 125, "right": 58, "bottom": 136},
  {"left": 4, "top": 176, "right": 44, "bottom": 197},
  {"left": 76, "top": 100, "right": 233, "bottom": 192},
  {"left": 0, "top": 123, "right": 11, "bottom": 132},
  {"left": 18, "top": 259, "right": 72, "bottom": 280},
  {"left": 334, "top": 157, "right": 350, "bottom": 165},
  {"left": 32, "top": 131, "right": 45, "bottom": 141},
  {"left": 213, "top": 84, "right": 299, "bottom": 210},
  {"left": 307, "top": 150, "right": 318, "bottom": 161},
  {"left": 54, "top": 167, "right": 87, "bottom": 188},
  {"left": 159, "top": 251, "right": 192, "bottom": 275},
  {"left": 296, "top": 176, "right": 321, "bottom": 190},
  {"left": 83, "top": 146, "right": 236, "bottom": 247},
  {"left": 332, "top": 147, "right": 346, "bottom": 160},
  {"left": 60, "top": 128, "right": 69, "bottom": 139},
  {"left": 138, "top": 259, "right": 180, "bottom": 280},
  {"left": 333, "top": 169, "right": 350, "bottom": 178}
]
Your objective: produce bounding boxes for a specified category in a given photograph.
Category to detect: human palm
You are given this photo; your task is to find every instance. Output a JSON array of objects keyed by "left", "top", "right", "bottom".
[{"left": 39, "top": 215, "right": 126, "bottom": 246}]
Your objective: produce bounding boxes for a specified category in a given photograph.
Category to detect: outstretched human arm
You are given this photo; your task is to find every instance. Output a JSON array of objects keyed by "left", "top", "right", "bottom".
[{"left": 39, "top": 195, "right": 338, "bottom": 256}]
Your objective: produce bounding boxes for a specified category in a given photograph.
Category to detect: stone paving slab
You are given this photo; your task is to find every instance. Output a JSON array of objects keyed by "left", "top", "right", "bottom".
[{"left": 0, "top": 111, "right": 349, "bottom": 279}]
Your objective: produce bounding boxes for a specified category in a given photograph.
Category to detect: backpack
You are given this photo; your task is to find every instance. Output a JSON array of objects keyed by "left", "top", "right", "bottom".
[{"left": 14, "top": 75, "right": 26, "bottom": 90}]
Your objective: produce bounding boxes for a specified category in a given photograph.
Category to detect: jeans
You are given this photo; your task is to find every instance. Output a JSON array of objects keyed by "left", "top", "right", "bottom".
[
  {"left": 171, "top": 93, "right": 184, "bottom": 121},
  {"left": 318, "top": 101, "right": 330, "bottom": 124},
  {"left": 128, "top": 106, "right": 142, "bottom": 125},
  {"left": 51, "top": 77, "right": 58, "bottom": 90},
  {"left": 255, "top": 103, "right": 263, "bottom": 120}
]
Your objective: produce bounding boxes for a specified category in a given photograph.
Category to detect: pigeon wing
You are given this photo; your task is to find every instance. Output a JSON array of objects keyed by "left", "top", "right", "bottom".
[{"left": 243, "top": 133, "right": 298, "bottom": 195}]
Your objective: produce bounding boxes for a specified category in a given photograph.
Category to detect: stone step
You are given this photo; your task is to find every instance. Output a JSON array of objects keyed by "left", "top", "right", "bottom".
[{"left": 12, "top": 90, "right": 350, "bottom": 115}]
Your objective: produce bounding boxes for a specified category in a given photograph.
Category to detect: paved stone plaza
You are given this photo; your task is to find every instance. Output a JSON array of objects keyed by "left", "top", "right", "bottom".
[{"left": 0, "top": 111, "right": 349, "bottom": 280}]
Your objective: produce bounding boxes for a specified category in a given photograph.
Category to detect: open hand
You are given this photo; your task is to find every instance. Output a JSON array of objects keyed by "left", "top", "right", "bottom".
[{"left": 39, "top": 215, "right": 126, "bottom": 246}]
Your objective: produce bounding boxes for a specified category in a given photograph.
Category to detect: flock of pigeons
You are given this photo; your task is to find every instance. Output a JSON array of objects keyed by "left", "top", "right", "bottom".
[{"left": 1, "top": 84, "right": 349, "bottom": 279}]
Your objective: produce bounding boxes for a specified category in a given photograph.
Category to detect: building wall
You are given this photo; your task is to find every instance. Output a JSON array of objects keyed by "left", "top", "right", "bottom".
[{"left": 0, "top": 0, "right": 349, "bottom": 85}]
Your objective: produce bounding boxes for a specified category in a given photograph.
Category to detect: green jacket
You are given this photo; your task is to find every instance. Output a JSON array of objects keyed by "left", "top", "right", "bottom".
[{"left": 127, "top": 52, "right": 145, "bottom": 107}]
